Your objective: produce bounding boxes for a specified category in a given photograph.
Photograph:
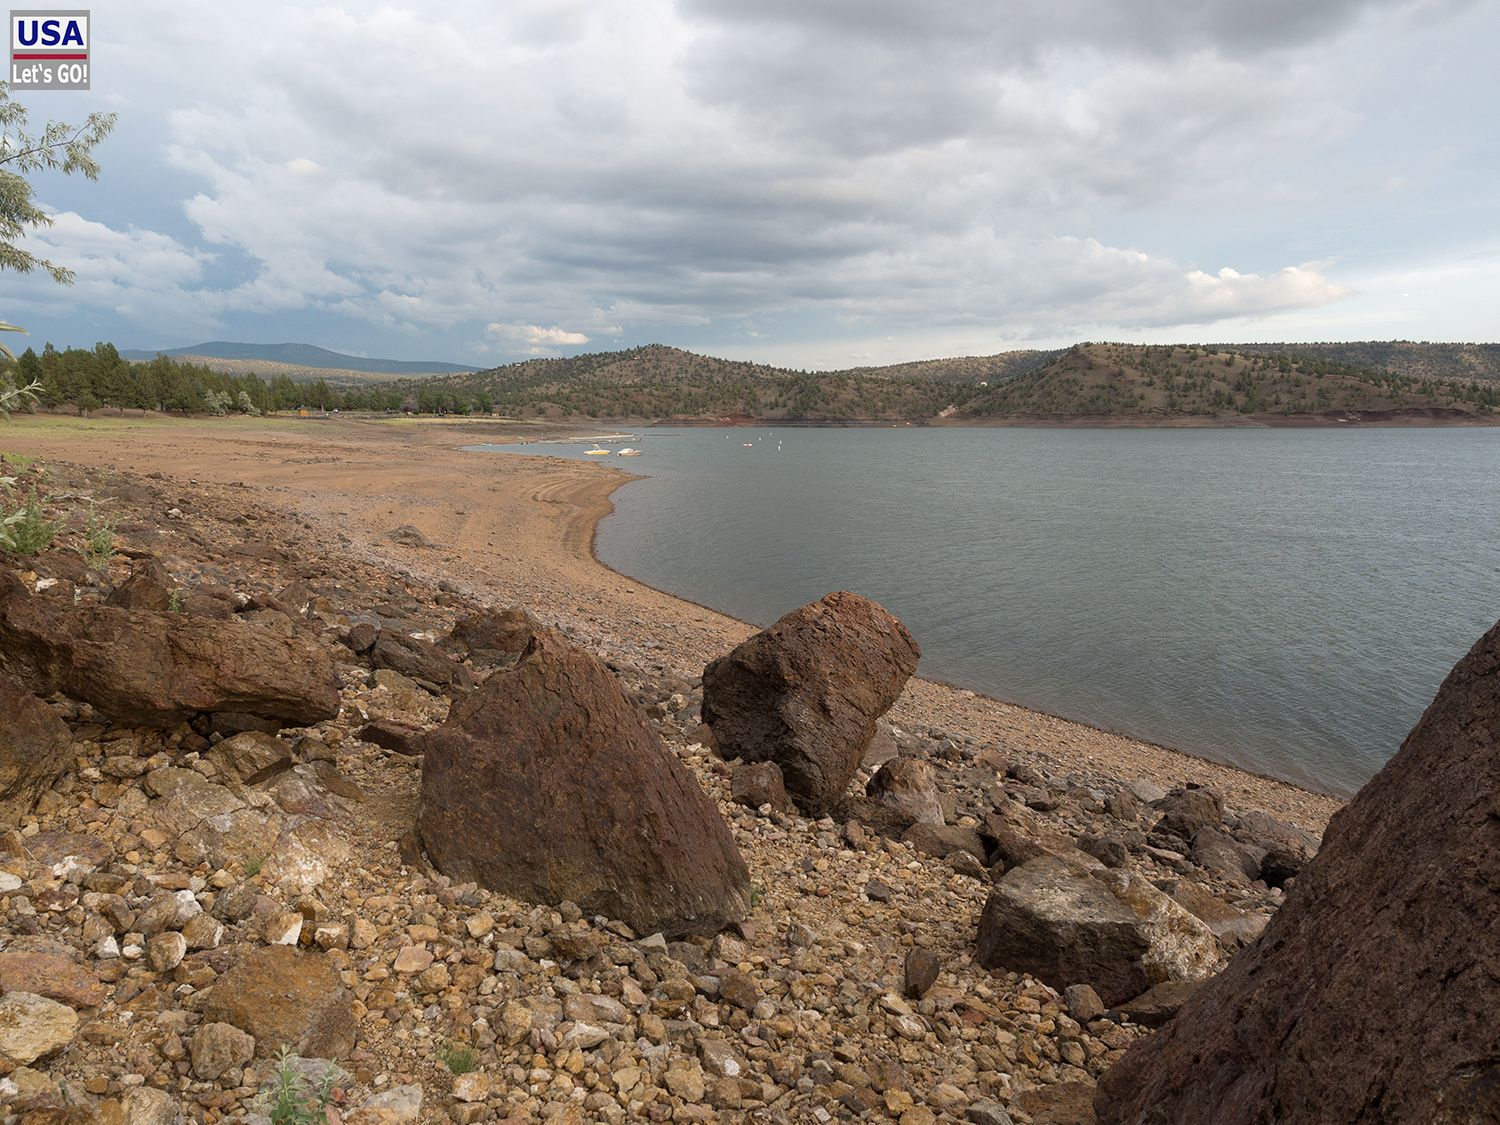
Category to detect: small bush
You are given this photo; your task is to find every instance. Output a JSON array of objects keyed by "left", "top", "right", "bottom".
[
  {"left": 81, "top": 510, "right": 115, "bottom": 569},
  {"left": 438, "top": 1039, "right": 479, "bottom": 1075},
  {"left": 0, "top": 490, "right": 63, "bottom": 555},
  {"left": 264, "top": 1045, "right": 337, "bottom": 1125}
]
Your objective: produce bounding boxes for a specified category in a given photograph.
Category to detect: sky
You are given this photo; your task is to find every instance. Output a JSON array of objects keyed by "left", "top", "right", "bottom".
[{"left": 5, "top": 0, "right": 1498, "bottom": 370}]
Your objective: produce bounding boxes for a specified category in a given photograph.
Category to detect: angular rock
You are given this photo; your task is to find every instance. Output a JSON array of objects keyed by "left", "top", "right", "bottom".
[
  {"left": 0, "top": 991, "right": 78, "bottom": 1064},
  {"left": 975, "top": 854, "right": 1217, "bottom": 1006},
  {"left": 1097, "top": 619, "right": 1500, "bottom": 1125},
  {"left": 867, "top": 757, "right": 943, "bottom": 826},
  {"left": 980, "top": 804, "right": 1075, "bottom": 869},
  {"left": 358, "top": 719, "right": 426, "bottom": 756},
  {"left": 0, "top": 673, "right": 71, "bottom": 828},
  {"left": 1113, "top": 978, "right": 1204, "bottom": 1028},
  {"left": 729, "top": 760, "right": 793, "bottom": 814},
  {"left": 1166, "top": 879, "right": 1269, "bottom": 950},
  {"left": 205, "top": 731, "right": 292, "bottom": 786},
  {"left": 202, "top": 946, "right": 357, "bottom": 1059},
  {"left": 0, "top": 951, "right": 105, "bottom": 1008},
  {"left": 0, "top": 572, "right": 339, "bottom": 727},
  {"left": 370, "top": 632, "right": 473, "bottom": 695},
  {"left": 1190, "top": 826, "right": 1263, "bottom": 885},
  {"left": 104, "top": 558, "right": 175, "bottom": 611},
  {"left": 1150, "top": 785, "right": 1223, "bottom": 840},
  {"left": 901, "top": 822, "right": 986, "bottom": 862},
  {"left": 419, "top": 628, "right": 751, "bottom": 937},
  {"left": 442, "top": 606, "right": 538, "bottom": 668},
  {"left": 701, "top": 591, "right": 920, "bottom": 815},
  {"left": 904, "top": 949, "right": 941, "bottom": 999},
  {"left": 190, "top": 1021, "right": 255, "bottom": 1081}
]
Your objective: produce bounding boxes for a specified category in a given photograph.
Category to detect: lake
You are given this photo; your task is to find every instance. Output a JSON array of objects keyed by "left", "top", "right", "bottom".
[{"left": 474, "top": 426, "right": 1500, "bottom": 795}]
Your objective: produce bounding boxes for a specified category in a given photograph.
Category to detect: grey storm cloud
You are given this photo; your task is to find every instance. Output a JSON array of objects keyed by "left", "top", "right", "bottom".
[{"left": 8, "top": 0, "right": 1496, "bottom": 363}]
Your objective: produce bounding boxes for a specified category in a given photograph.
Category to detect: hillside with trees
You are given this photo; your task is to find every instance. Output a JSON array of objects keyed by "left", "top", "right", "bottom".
[
  {"left": 960, "top": 343, "right": 1499, "bottom": 420},
  {"left": 3, "top": 338, "right": 1498, "bottom": 424}
]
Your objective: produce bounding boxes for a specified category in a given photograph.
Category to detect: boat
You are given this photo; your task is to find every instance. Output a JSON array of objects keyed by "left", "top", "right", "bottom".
[
  {"left": 742, "top": 442, "right": 754, "bottom": 447},
  {"left": 616, "top": 447, "right": 641, "bottom": 457},
  {"left": 584, "top": 444, "right": 611, "bottom": 455}
]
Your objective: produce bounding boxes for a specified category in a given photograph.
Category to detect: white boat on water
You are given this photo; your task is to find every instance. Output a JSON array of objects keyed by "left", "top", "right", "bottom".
[
  {"left": 584, "top": 444, "right": 611, "bottom": 455},
  {"left": 616, "top": 447, "right": 641, "bottom": 456}
]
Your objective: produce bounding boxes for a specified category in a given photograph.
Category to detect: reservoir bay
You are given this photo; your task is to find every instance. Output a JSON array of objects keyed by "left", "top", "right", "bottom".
[{"left": 476, "top": 426, "right": 1500, "bottom": 795}]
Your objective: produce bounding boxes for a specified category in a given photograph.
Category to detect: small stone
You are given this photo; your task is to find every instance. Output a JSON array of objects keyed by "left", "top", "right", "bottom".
[
  {"left": 664, "top": 1059, "right": 706, "bottom": 1102},
  {"left": 264, "top": 911, "right": 303, "bottom": 946},
  {"left": 1064, "top": 983, "right": 1107, "bottom": 1022},
  {"left": 344, "top": 1083, "right": 423, "bottom": 1125},
  {"left": 451, "top": 1070, "right": 491, "bottom": 1102},
  {"left": 181, "top": 912, "right": 225, "bottom": 950},
  {"left": 718, "top": 968, "right": 760, "bottom": 1011},
  {"left": 393, "top": 945, "right": 434, "bottom": 974},
  {"left": 563, "top": 1022, "right": 609, "bottom": 1050},
  {"left": 966, "top": 1102, "right": 1015, "bottom": 1125},
  {"left": 191, "top": 1021, "right": 255, "bottom": 1082},
  {"left": 147, "top": 931, "right": 187, "bottom": 973},
  {"left": 465, "top": 912, "right": 494, "bottom": 939}
]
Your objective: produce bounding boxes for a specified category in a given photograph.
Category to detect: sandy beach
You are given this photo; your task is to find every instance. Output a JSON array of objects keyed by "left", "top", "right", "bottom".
[{"left": 1, "top": 413, "right": 1342, "bottom": 831}]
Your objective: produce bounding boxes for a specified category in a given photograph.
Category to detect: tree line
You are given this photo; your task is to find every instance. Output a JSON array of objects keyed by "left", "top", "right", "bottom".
[{"left": 0, "top": 343, "right": 498, "bottom": 415}]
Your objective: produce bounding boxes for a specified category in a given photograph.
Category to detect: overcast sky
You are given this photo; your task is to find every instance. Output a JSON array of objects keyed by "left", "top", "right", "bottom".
[{"left": 7, "top": 0, "right": 1497, "bottom": 368}]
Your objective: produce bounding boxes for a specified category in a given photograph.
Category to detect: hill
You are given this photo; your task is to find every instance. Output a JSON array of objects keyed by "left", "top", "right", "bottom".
[
  {"left": 1218, "top": 341, "right": 1500, "bottom": 384},
  {"left": 958, "top": 343, "right": 1500, "bottom": 421},
  {"left": 121, "top": 341, "right": 477, "bottom": 377},
  {"left": 401, "top": 344, "right": 978, "bottom": 420}
]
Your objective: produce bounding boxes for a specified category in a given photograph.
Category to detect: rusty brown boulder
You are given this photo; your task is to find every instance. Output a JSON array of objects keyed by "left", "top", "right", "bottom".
[
  {"left": 701, "top": 591, "right": 920, "bottom": 816},
  {"left": 1096, "top": 619, "right": 1500, "bottom": 1124},
  {"left": 0, "top": 673, "right": 71, "bottom": 828},
  {"left": 418, "top": 628, "right": 751, "bottom": 938},
  {"left": 203, "top": 946, "right": 356, "bottom": 1059},
  {"left": 442, "top": 605, "right": 538, "bottom": 668},
  {"left": 0, "top": 570, "right": 339, "bottom": 728}
]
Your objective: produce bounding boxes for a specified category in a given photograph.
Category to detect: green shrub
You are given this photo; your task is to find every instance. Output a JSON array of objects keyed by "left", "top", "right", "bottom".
[
  {"left": 0, "top": 489, "right": 62, "bottom": 555},
  {"left": 438, "top": 1039, "right": 479, "bottom": 1076},
  {"left": 264, "top": 1045, "right": 337, "bottom": 1125}
]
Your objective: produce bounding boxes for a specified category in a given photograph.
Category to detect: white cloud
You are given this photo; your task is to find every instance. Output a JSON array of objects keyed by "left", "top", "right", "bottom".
[
  {"left": 485, "top": 323, "right": 591, "bottom": 347},
  {"left": 5, "top": 0, "right": 1493, "bottom": 359}
]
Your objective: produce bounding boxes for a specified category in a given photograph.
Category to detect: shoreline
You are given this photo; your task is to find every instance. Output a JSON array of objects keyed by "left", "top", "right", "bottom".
[{"left": 1, "top": 413, "right": 1344, "bottom": 831}]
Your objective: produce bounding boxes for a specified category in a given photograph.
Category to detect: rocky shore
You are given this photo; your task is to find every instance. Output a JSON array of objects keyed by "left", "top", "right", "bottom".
[{"left": 0, "top": 418, "right": 1384, "bottom": 1123}]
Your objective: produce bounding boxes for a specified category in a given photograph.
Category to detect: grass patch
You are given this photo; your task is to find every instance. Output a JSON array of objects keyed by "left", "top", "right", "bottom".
[
  {"left": 438, "top": 1039, "right": 479, "bottom": 1076},
  {"left": 1, "top": 489, "right": 64, "bottom": 555},
  {"left": 81, "top": 510, "right": 115, "bottom": 570}
]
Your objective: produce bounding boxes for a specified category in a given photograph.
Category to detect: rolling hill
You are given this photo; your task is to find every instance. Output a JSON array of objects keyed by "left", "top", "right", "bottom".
[
  {"left": 960, "top": 343, "right": 1499, "bottom": 421},
  {"left": 384, "top": 341, "right": 1498, "bottom": 423},
  {"left": 121, "top": 341, "right": 478, "bottom": 379}
]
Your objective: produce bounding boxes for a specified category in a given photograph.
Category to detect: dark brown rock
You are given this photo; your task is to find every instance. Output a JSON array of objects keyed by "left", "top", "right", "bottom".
[
  {"left": 202, "top": 946, "right": 356, "bottom": 1059},
  {"left": 1150, "top": 785, "right": 1223, "bottom": 840},
  {"left": 980, "top": 804, "right": 1074, "bottom": 869},
  {"left": 442, "top": 606, "right": 537, "bottom": 668},
  {"left": 370, "top": 632, "right": 474, "bottom": 695},
  {"left": 901, "top": 823, "right": 986, "bottom": 862},
  {"left": 1113, "top": 978, "right": 1204, "bottom": 1029},
  {"left": 104, "top": 558, "right": 175, "bottom": 612},
  {"left": 1096, "top": 619, "right": 1500, "bottom": 1125},
  {"left": 418, "top": 628, "right": 751, "bottom": 937},
  {"left": 904, "top": 949, "right": 940, "bottom": 999},
  {"left": 0, "top": 572, "right": 339, "bottom": 728},
  {"left": 866, "top": 757, "right": 943, "bottom": 826},
  {"left": 0, "top": 673, "right": 71, "bottom": 827},
  {"left": 701, "top": 591, "right": 920, "bottom": 816},
  {"left": 358, "top": 719, "right": 427, "bottom": 756},
  {"left": 730, "top": 760, "right": 793, "bottom": 814}
]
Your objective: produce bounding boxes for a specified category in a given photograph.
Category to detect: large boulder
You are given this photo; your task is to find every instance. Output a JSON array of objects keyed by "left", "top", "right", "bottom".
[
  {"left": 701, "top": 591, "right": 920, "bottom": 816},
  {"left": 0, "top": 673, "right": 71, "bottom": 828},
  {"left": 202, "top": 946, "right": 356, "bottom": 1059},
  {"left": 418, "top": 628, "right": 751, "bottom": 937},
  {"left": 1096, "top": 619, "right": 1500, "bottom": 1124},
  {"left": 975, "top": 854, "right": 1218, "bottom": 1006},
  {"left": 0, "top": 571, "right": 339, "bottom": 727}
]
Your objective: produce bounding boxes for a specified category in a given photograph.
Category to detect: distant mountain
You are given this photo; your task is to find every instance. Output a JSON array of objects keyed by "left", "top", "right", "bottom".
[
  {"left": 121, "top": 341, "right": 478, "bottom": 376},
  {"left": 1211, "top": 341, "right": 1500, "bottom": 384}
]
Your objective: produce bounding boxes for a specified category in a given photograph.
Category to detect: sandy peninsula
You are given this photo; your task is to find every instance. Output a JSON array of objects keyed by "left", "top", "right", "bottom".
[{"left": 1, "top": 413, "right": 1341, "bottom": 832}]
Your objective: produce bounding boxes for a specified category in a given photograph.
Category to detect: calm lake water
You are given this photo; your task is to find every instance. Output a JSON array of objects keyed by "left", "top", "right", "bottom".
[{"left": 474, "top": 427, "right": 1500, "bottom": 795}]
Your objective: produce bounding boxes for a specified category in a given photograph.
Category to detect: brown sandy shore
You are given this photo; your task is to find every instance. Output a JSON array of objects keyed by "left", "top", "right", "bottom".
[{"left": 2, "top": 414, "right": 1341, "bottom": 832}]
